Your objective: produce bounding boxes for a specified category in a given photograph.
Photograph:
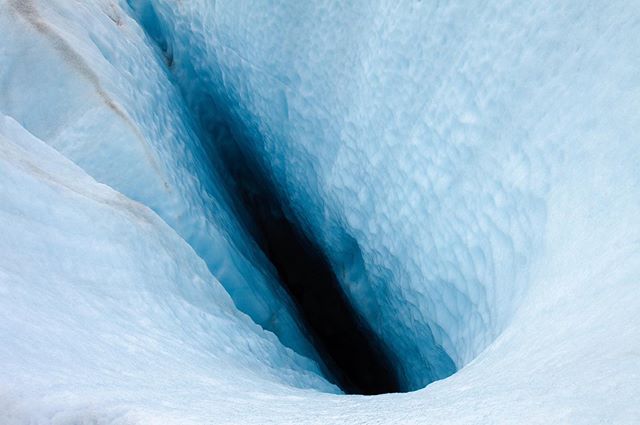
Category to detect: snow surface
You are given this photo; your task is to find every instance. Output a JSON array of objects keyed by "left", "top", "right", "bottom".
[{"left": 1, "top": 0, "right": 640, "bottom": 423}]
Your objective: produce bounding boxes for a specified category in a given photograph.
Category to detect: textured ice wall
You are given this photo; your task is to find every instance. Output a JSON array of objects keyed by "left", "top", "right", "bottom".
[
  {"left": 131, "top": 0, "right": 640, "bottom": 390},
  {"left": 0, "top": 0, "right": 317, "bottom": 361},
  {"left": 130, "top": 0, "right": 552, "bottom": 388},
  {"left": 0, "top": 114, "right": 336, "bottom": 421}
]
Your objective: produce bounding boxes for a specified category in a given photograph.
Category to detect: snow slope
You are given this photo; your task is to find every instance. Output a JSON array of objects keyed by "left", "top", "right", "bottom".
[{"left": 1, "top": 0, "right": 640, "bottom": 423}]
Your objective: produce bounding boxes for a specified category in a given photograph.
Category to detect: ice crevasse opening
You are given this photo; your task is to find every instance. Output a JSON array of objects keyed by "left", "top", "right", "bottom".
[
  {"left": 1, "top": 0, "right": 639, "bottom": 423},
  {"left": 125, "top": 0, "right": 549, "bottom": 392}
]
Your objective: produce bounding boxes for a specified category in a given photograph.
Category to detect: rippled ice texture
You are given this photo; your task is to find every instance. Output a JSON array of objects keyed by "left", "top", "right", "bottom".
[
  {"left": 1, "top": 0, "right": 640, "bottom": 423},
  {"left": 133, "top": 0, "right": 640, "bottom": 391}
]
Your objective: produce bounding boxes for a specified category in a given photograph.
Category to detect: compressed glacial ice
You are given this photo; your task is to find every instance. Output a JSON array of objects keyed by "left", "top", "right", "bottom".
[
  {"left": 128, "top": 0, "right": 640, "bottom": 389},
  {"left": 129, "top": 0, "right": 640, "bottom": 405},
  {"left": 1, "top": 0, "right": 640, "bottom": 423}
]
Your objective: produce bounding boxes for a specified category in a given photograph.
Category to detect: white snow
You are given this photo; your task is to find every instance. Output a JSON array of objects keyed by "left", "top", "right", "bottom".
[{"left": 1, "top": 0, "right": 640, "bottom": 423}]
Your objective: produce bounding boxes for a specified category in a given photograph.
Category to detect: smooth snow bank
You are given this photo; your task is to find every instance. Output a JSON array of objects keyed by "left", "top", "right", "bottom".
[
  {"left": 0, "top": 0, "right": 317, "bottom": 360},
  {"left": 0, "top": 115, "right": 335, "bottom": 423},
  {"left": 134, "top": 0, "right": 640, "bottom": 390}
]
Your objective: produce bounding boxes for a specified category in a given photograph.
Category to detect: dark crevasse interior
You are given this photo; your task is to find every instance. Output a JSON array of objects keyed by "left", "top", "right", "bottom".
[
  {"left": 205, "top": 122, "right": 402, "bottom": 395},
  {"left": 127, "top": 1, "right": 404, "bottom": 395}
]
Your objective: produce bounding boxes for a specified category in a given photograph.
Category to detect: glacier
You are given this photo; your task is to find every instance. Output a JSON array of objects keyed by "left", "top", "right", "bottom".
[{"left": 1, "top": 0, "right": 640, "bottom": 423}]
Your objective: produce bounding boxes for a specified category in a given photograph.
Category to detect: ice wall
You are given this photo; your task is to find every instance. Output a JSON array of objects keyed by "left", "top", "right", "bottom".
[
  {"left": 130, "top": 0, "right": 640, "bottom": 390},
  {"left": 128, "top": 0, "right": 527, "bottom": 388},
  {"left": 0, "top": 0, "right": 317, "bottom": 361}
]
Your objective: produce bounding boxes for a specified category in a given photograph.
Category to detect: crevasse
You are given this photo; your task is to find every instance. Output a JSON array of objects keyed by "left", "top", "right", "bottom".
[{"left": 1, "top": 0, "right": 639, "bottom": 423}]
